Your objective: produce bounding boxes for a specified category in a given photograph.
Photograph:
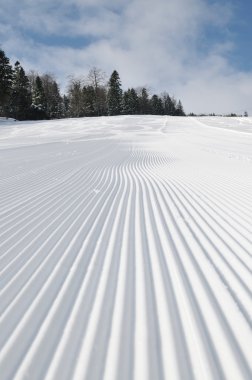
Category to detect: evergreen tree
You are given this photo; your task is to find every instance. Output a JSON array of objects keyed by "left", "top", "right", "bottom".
[
  {"left": 171, "top": 98, "right": 177, "bottom": 115},
  {"left": 82, "top": 85, "right": 96, "bottom": 116},
  {"left": 162, "top": 92, "right": 176, "bottom": 115},
  {"left": 62, "top": 95, "right": 70, "bottom": 117},
  {"left": 48, "top": 80, "right": 63, "bottom": 118},
  {"left": 40, "top": 74, "right": 62, "bottom": 118},
  {"left": 138, "top": 87, "right": 150, "bottom": 114},
  {"left": 49, "top": 81, "right": 64, "bottom": 119},
  {"left": 150, "top": 94, "right": 163, "bottom": 115},
  {"left": 122, "top": 90, "right": 131, "bottom": 115},
  {"left": 9, "top": 61, "right": 32, "bottom": 120},
  {"left": 107, "top": 70, "right": 122, "bottom": 116},
  {"left": 31, "top": 76, "right": 47, "bottom": 119},
  {"left": 0, "top": 49, "right": 13, "bottom": 116},
  {"left": 129, "top": 88, "right": 139, "bottom": 114},
  {"left": 123, "top": 88, "right": 140, "bottom": 115},
  {"left": 175, "top": 100, "right": 185, "bottom": 116}
]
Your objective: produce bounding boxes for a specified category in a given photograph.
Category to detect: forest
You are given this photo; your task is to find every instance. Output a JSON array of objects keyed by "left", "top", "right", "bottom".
[{"left": 0, "top": 49, "right": 185, "bottom": 120}]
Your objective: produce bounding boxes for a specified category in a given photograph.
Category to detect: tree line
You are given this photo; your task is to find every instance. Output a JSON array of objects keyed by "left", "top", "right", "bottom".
[{"left": 0, "top": 48, "right": 185, "bottom": 120}]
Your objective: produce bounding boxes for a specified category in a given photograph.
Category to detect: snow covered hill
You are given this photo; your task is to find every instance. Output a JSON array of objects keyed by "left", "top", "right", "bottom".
[{"left": 0, "top": 116, "right": 251, "bottom": 380}]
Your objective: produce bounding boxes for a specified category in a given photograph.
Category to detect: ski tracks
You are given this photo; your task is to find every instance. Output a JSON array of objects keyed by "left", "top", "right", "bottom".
[{"left": 0, "top": 118, "right": 252, "bottom": 380}]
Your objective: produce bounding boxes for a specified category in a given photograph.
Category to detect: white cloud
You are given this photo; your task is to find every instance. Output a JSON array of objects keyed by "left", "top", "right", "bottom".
[{"left": 1, "top": 0, "right": 252, "bottom": 114}]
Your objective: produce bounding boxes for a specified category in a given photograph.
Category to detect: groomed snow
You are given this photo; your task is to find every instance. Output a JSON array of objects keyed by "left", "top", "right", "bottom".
[{"left": 0, "top": 115, "right": 251, "bottom": 380}]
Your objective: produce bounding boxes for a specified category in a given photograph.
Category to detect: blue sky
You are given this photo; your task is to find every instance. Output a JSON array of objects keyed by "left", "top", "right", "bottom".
[
  {"left": 224, "top": 0, "right": 252, "bottom": 71},
  {"left": 1, "top": 0, "right": 252, "bottom": 114}
]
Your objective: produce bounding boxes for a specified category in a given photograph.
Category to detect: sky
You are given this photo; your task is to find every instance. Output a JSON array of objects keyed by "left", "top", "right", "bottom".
[{"left": 1, "top": 0, "right": 252, "bottom": 115}]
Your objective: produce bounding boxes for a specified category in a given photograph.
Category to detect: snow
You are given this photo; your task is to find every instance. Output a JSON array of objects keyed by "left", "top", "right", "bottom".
[
  {"left": 0, "top": 117, "right": 16, "bottom": 124},
  {"left": 0, "top": 115, "right": 251, "bottom": 380}
]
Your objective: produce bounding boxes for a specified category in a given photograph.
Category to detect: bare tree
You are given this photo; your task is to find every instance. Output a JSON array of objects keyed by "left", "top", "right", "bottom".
[
  {"left": 86, "top": 67, "right": 107, "bottom": 116},
  {"left": 67, "top": 77, "right": 84, "bottom": 117}
]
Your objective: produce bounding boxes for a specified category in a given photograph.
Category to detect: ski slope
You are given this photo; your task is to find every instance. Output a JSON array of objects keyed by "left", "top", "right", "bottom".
[{"left": 0, "top": 115, "right": 252, "bottom": 380}]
